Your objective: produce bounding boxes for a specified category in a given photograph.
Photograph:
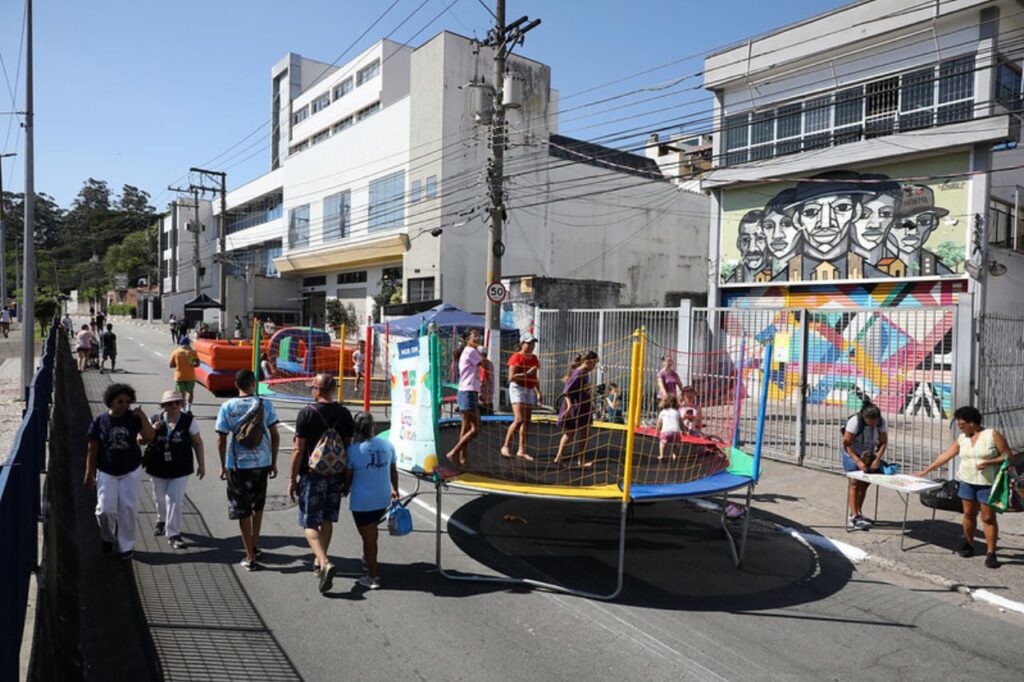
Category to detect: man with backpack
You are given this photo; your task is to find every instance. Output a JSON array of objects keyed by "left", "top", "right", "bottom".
[
  {"left": 287, "top": 373, "right": 354, "bottom": 594},
  {"left": 215, "top": 369, "right": 281, "bottom": 571}
]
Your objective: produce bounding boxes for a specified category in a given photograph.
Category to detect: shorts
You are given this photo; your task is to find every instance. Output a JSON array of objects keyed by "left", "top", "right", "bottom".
[
  {"left": 102, "top": 349, "right": 116, "bottom": 360},
  {"left": 175, "top": 380, "right": 196, "bottom": 394},
  {"left": 77, "top": 347, "right": 90, "bottom": 355},
  {"left": 226, "top": 467, "right": 271, "bottom": 520},
  {"left": 456, "top": 390, "right": 479, "bottom": 413},
  {"left": 958, "top": 481, "right": 991, "bottom": 504},
  {"left": 659, "top": 431, "right": 681, "bottom": 444},
  {"left": 297, "top": 473, "right": 344, "bottom": 529},
  {"left": 352, "top": 507, "right": 387, "bottom": 528},
  {"left": 509, "top": 383, "right": 537, "bottom": 406}
]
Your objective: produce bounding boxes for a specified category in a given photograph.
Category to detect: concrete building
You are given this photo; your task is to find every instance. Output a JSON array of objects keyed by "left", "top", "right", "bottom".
[
  {"left": 699, "top": 0, "right": 1024, "bottom": 451},
  {"left": 197, "top": 31, "right": 707, "bottom": 330},
  {"left": 157, "top": 198, "right": 219, "bottom": 321}
]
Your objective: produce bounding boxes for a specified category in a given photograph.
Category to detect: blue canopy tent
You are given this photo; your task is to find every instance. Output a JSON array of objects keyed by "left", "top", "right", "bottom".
[{"left": 376, "top": 303, "right": 519, "bottom": 338}]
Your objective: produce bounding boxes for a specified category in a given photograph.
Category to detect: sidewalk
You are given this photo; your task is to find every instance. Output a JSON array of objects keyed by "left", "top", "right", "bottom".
[{"left": 748, "top": 459, "right": 1024, "bottom": 613}]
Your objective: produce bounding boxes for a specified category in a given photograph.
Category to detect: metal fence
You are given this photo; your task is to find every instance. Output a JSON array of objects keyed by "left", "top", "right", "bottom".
[
  {"left": 0, "top": 320, "right": 58, "bottom": 679},
  {"left": 979, "top": 313, "right": 1024, "bottom": 448}
]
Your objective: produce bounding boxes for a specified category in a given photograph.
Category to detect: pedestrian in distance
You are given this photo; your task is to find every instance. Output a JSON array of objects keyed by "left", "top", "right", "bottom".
[
  {"left": 95, "top": 308, "right": 106, "bottom": 331},
  {"left": 446, "top": 329, "right": 483, "bottom": 467},
  {"left": 553, "top": 351, "right": 599, "bottom": 468},
  {"left": 61, "top": 312, "right": 72, "bottom": 337},
  {"left": 84, "top": 383, "right": 156, "bottom": 559},
  {"left": 343, "top": 412, "right": 399, "bottom": 590},
  {"left": 916, "top": 405, "right": 1014, "bottom": 568},
  {"left": 233, "top": 314, "right": 242, "bottom": 340},
  {"left": 0, "top": 306, "right": 11, "bottom": 338},
  {"left": 287, "top": 373, "right": 355, "bottom": 594},
  {"left": 169, "top": 336, "right": 199, "bottom": 412},
  {"left": 502, "top": 334, "right": 542, "bottom": 461},
  {"left": 215, "top": 369, "right": 281, "bottom": 571},
  {"left": 144, "top": 390, "right": 206, "bottom": 549},
  {"left": 76, "top": 324, "right": 93, "bottom": 372},
  {"left": 840, "top": 399, "right": 888, "bottom": 531},
  {"left": 100, "top": 323, "right": 118, "bottom": 374}
]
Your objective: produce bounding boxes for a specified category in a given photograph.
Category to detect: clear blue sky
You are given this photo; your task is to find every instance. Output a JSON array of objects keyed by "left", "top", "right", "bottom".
[{"left": 0, "top": 0, "right": 851, "bottom": 209}]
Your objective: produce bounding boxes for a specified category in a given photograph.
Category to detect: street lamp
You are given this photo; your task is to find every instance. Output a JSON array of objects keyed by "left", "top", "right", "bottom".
[{"left": 0, "top": 151, "right": 16, "bottom": 307}]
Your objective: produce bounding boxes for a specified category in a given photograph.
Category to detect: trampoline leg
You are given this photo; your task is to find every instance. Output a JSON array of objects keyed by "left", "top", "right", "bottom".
[
  {"left": 720, "top": 484, "right": 754, "bottom": 569},
  {"left": 434, "top": 482, "right": 444, "bottom": 571}
]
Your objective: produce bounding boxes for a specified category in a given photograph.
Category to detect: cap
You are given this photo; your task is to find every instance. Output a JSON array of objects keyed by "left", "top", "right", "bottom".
[
  {"left": 521, "top": 333, "right": 538, "bottom": 344},
  {"left": 178, "top": 336, "right": 191, "bottom": 346},
  {"left": 159, "top": 390, "right": 184, "bottom": 405},
  {"left": 306, "top": 373, "right": 336, "bottom": 390}
]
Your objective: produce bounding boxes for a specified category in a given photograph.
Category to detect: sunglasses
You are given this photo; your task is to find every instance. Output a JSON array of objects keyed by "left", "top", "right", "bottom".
[{"left": 161, "top": 401, "right": 183, "bottom": 407}]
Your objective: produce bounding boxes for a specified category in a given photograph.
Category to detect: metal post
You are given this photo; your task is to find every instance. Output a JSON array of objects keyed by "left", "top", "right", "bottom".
[
  {"left": 20, "top": 0, "right": 35, "bottom": 398},
  {"left": 796, "top": 309, "right": 809, "bottom": 465},
  {"left": 752, "top": 343, "right": 774, "bottom": 483}
]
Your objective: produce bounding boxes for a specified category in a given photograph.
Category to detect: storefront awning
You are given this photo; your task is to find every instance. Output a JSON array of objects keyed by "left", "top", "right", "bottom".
[{"left": 273, "top": 233, "right": 409, "bottom": 275}]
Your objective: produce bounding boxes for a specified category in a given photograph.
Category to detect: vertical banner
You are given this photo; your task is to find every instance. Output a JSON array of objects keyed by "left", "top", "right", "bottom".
[{"left": 389, "top": 336, "right": 438, "bottom": 474}]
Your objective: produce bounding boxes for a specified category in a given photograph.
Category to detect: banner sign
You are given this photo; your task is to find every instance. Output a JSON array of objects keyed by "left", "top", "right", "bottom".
[{"left": 388, "top": 336, "right": 438, "bottom": 474}]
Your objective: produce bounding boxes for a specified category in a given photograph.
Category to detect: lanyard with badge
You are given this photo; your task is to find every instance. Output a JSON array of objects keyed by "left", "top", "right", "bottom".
[{"left": 161, "top": 416, "right": 175, "bottom": 463}]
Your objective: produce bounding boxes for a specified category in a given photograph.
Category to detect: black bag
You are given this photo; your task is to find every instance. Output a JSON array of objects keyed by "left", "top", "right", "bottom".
[{"left": 919, "top": 479, "right": 961, "bottom": 512}]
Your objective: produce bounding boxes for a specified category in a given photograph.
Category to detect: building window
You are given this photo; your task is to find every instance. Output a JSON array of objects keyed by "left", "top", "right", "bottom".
[
  {"left": 323, "top": 190, "right": 350, "bottom": 242},
  {"left": 382, "top": 266, "right": 403, "bottom": 282},
  {"left": 302, "top": 276, "right": 327, "bottom": 288},
  {"left": 288, "top": 204, "right": 310, "bottom": 249},
  {"left": 293, "top": 105, "right": 309, "bottom": 125},
  {"left": 311, "top": 129, "right": 330, "bottom": 146},
  {"left": 289, "top": 140, "right": 308, "bottom": 155},
  {"left": 425, "top": 175, "right": 437, "bottom": 199},
  {"left": 311, "top": 92, "right": 331, "bottom": 114},
  {"left": 333, "top": 116, "right": 353, "bottom": 134},
  {"left": 989, "top": 198, "right": 1019, "bottom": 250},
  {"left": 337, "top": 270, "right": 368, "bottom": 285},
  {"left": 407, "top": 276, "right": 435, "bottom": 303},
  {"left": 333, "top": 77, "right": 353, "bottom": 100},
  {"left": 225, "top": 239, "right": 282, "bottom": 278},
  {"left": 410, "top": 180, "right": 422, "bottom": 203},
  {"left": 996, "top": 60, "right": 1022, "bottom": 112},
  {"left": 357, "top": 101, "right": 381, "bottom": 121},
  {"left": 226, "top": 192, "right": 284, "bottom": 235},
  {"left": 721, "top": 55, "right": 976, "bottom": 166},
  {"left": 368, "top": 170, "right": 405, "bottom": 231},
  {"left": 357, "top": 59, "right": 380, "bottom": 86}
]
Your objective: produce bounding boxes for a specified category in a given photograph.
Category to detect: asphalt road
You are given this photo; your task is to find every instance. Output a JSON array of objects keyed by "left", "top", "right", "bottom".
[{"left": 85, "top": 320, "right": 1024, "bottom": 681}]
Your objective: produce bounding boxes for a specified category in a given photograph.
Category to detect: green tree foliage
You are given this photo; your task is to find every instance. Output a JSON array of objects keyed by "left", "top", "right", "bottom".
[
  {"left": 325, "top": 298, "right": 358, "bottom": 338},
  {"left": 103, "top": 227, "right": 155, "bottom": 283},
  {"left": 934, "top": 240, "right": 966, "bottom": 272}
]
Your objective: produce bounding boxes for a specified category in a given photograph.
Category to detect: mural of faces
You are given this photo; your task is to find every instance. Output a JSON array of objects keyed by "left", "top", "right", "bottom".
[
  {"left": 852, "top": 192, "right": 897, "bottom": 252},
  {"left": 888, "top": 211, "right": 941, "bottom": 256},
  {"left": 737, "top": 213, "right": 768, "bottom": 272},
  {"left": 793, "top": 193, "right": 860, "bottom": 258},
  {"left": 763, "top": 210, "right": 801, "bottom": 261}
]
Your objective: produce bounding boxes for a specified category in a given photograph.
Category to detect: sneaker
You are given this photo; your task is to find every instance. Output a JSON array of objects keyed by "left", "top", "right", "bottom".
[
  {"left": 101, "top": 540, "right": 114, "bottom": 555},
  {"left": 848, "top": 516, "right": 869, "bottom": 531},
  {"left": 168, "top": 535, "right": 187, "bottom": 550},
  {"left": 319, "top": 563, "right": 336, "bottom": 594},
  {"left": 313, "top": 561, "right": 323, "bottom": 578},
  {"left": 240, "top": 558, "right": 261, "bottom": 572},
  {"left": 119, "top": 550, "right": 134, "bottom": 560},
  {"left": 985, "top": 553, "right": 1000, "bottom": 569},
  {"left": 957, "top": 539, "right": 975, "bottom": 558},
  {"left": 853, "top": 514, "right": 874, "bottom": 527},
  {"left": 153, "top": 522, "right": 166, "bottom": 537},
  {"left": 357, "top": 575, "right": 381, "bottom": 590}
]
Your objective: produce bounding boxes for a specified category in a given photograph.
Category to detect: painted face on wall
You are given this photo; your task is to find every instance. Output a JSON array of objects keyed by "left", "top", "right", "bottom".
[
  {"left": 852, "top": 193, "right": 897, "bottom": 251},
  {"left": 762, "top": 210, "right": 801, "bottom": 260},
  {"left": 793, "top": 194, "right": 860, "bottom": 255},
  {"left": 737, "top": 219, "right": 768, "bottom": 271},
  {"left": 888, "top": 212, "right": 940, "bottom": 255}
]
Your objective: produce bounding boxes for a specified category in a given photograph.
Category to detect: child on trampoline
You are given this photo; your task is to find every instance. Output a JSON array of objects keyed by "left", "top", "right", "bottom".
[
  {"left": 353, "top": 340, "right": 366, "bottom": 390},
  {"left": 446, "top": 329, "right": 483, "bottom": 467},
  {"left": 656, "top": 395, "right": 684, "bottom": 460},
  {"left": 680, "top": 384, "right": 703, "bottom": 436},
  {"left": 554, "top": 351, "right": 598, "bottom": 468}
]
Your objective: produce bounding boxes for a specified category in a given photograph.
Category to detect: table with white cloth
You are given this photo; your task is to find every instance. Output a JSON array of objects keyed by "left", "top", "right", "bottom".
[{"left": 844, "top": 472, "right": 944, "bottom": 550}]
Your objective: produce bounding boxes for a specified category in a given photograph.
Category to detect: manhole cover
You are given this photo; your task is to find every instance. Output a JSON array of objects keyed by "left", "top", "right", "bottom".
[{"left": 264, "top": 494, "right": 297, "bottom": 512}]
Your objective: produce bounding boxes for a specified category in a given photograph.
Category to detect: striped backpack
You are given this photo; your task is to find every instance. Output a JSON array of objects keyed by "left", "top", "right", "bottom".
[{"left": 308, "top": 407, "right": 347, "bottom": 475}]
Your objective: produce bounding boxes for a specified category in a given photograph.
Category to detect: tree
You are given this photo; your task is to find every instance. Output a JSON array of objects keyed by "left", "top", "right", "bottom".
[
  {"left": 103, "top": 228, "right": 154, "bottom": 283},
  {"left": 371, "top": 275, "right": 403, "bottom": 323},
  {"left": 326, "top": 299, "right": 358, "bottom": 338},
  {"left": 117, "top": 185, "right": 155, "bottom": 216},
  {"left": 934, "top": 240, "right": 965, "bottom": 273}
]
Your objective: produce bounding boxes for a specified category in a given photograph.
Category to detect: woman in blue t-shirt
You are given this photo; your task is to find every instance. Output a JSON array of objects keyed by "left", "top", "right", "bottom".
[{"left": 343, "top": 412, "right": 398, "bottom": 590}]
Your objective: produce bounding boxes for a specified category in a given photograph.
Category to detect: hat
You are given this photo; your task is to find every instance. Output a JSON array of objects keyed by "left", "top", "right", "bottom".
[
  {"left": 897, "top": 184, "right": 949, "bottom": 219},
  {"left": 159, "top": 390, "right": 184, "bottom": 405},
  {"left": 521, "top": 333, "right": 538, "bottom": 344},
  {"left": 785, "top": 171, "right": 875, "bottom": 210},
  {"left": 178, "top": 336, "right": 191, "bottom": 346},
  {"left": 306, "top": 373, "right": 336, "bottom": 390}
]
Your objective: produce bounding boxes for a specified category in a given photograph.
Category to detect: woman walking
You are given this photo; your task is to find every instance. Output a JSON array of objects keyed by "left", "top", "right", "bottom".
[
  {"left": 343, "top": 412, "right": 399, "bottom": 590},
  {"left": 916, "top": 406, "right": 1014, "bottom": 568},
  {"left": 553, "top": 351, "right": 599, "bottom": 468},
  {"left": 502, "top": 334, "right": 542, "bottom": 461},
  {"left": 85, "top": 383, "right": 156, "bottom": 559},
  {"left": 144, "top": 390, "right": 206, "bottom": 549}
]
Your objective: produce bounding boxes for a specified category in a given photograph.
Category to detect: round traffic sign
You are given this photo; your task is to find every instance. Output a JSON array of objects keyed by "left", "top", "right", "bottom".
[{"left": 486, "top": 281, "right": 507, "bottom": 304}]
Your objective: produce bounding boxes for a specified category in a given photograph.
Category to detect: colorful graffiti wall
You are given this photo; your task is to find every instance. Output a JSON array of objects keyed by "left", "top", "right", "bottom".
[{"left": 719, "top": 153, "right": 970, "bottom": 285}]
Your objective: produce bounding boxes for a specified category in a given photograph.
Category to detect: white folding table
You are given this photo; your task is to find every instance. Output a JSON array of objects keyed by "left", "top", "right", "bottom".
[{"left": 844, "top": 472, "right": 944, "bottom": 550}]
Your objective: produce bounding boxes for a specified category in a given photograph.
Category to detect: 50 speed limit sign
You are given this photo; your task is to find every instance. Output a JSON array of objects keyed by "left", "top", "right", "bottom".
[{"left": 486, "top": 281, "right": 507, "bottom": 304}]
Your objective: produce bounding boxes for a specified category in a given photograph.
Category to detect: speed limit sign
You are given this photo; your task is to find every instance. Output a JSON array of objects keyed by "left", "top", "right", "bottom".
[{"left": 486, "top": 281, "right": 507, "bottom": 304}]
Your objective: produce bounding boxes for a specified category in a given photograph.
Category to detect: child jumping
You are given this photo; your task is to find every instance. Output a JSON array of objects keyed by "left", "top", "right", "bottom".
[{"left": 656, "top": 396, "right": 683, "bottom": 461}]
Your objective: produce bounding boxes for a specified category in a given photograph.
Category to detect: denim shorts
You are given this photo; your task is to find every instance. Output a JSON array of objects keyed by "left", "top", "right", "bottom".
[
  {"left": 509, "top": 383, "right": 536, "bottom": 406},
  {"left": 958, "top": 481, "right": 991, "bottom": 504},
  {"left": 456, "top": 390, "right": 479, "bottom": 413}
]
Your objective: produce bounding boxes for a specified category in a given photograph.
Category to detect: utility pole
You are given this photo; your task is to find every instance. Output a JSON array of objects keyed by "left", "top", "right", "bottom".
[
  {"left": 0, "top": 152, "right": 16, "bottom": 308},
  {"left": 481, "top": 1, "right": 540, "bottom": 405},
  {"left": 21, "top": 0, "right": 35, "bottom": 398},
  {"left": 190, "top": 167, "right": 228, "bottom": 322}
]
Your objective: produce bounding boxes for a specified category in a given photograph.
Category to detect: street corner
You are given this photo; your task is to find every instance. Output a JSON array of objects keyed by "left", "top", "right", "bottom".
[{"left": 446, "top": 495, "right": 858, "bottom": 611}]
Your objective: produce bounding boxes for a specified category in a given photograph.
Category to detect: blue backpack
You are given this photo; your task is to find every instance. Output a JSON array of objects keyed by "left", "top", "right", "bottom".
[{"left": 386, "top": 500, "right": 413, "bottom": 537}]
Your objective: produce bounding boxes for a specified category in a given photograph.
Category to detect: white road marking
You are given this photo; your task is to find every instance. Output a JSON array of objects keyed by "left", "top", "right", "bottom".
[{"left": 973, "top": 589, "right": 1024, "bottom": 616}]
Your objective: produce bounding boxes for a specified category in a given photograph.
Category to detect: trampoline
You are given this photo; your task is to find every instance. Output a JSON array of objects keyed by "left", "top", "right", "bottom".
[{"left": 390, "top": 328, "right": 774, "bottom": 600}]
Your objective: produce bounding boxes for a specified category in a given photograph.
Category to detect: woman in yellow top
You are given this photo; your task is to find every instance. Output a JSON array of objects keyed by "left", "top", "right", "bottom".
[{"left": 916, "top": 405, "right": 1013, "bottom": 569}]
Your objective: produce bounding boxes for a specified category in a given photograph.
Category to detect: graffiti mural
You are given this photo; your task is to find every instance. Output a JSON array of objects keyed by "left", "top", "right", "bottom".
[{"left": 720, "top": 154, "right": 970, "bottom": 285}]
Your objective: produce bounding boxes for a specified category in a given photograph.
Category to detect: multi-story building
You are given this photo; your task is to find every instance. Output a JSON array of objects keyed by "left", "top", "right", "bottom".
[
  {"left": 699, "top": 0, "right": 1024, "bottom": 463},
  {"left": 201, "top": 31, "right": 709, "bottom": 328},
  {"left": 157, "top": 198, "right": 219, "bottom": 321}
]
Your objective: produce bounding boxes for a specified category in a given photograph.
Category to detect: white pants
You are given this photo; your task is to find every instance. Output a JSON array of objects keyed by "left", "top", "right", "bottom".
[
  {"left": 95, "top": 466, "right": 144, "bottom": 553},
  {"left": 151, "top": 475, "right": 189, "bottom": 539}
]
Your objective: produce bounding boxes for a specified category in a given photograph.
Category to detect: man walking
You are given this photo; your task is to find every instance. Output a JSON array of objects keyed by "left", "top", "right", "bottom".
[
  {"left": 100, "top": 323, "right": 118, "bottom": 374},
  {"left": 287, "top": 373, "right": 354, "bottom": 594},
  {"left": 0, "top": 306, "right": 10, "bottom": 338},
  {"left": 169, "top": 336, "right": 199, "bottom": 412},
  {"left": 168, "top": 314, "right": 178, "bottom": 343},
  {"left": 215, "top": 370, "right": 280, "bottom": 571}
]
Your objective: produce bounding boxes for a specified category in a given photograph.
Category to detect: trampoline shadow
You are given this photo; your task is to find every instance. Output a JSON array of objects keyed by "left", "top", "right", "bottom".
[{"left": 446, "top": 494, "right": 856, "bottom": 611}]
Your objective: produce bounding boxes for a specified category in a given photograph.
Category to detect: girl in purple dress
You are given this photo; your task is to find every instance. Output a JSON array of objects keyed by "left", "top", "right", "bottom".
[
  {"left": 657, "top": 355, "right": 683, "bottom": 402},
  {"left": 554, "top": 351, "right": 599, "bottom": 468}
]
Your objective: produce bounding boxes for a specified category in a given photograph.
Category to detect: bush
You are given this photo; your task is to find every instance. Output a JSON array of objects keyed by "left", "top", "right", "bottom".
[{"left": 108, "top": 303, "right": 136, "bottom": 317}]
